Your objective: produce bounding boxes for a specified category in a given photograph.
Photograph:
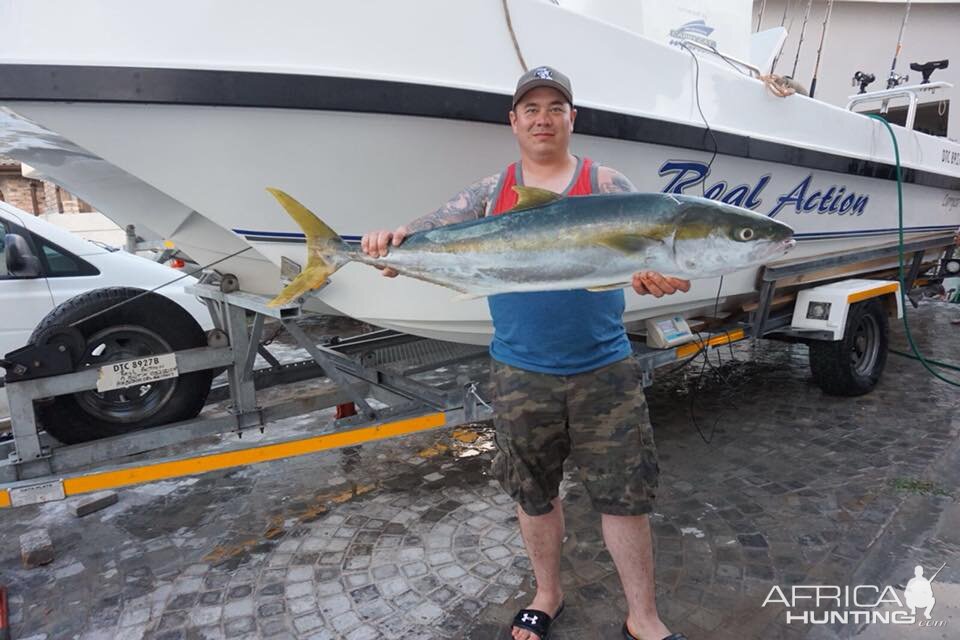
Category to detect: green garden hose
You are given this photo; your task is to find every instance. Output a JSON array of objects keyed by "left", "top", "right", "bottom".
[
  {"left": 889, "top": 348, "right": 960, "bottom": 373},
  {"left": 869, "top": 114, "right": 960, "bottom": 387}
]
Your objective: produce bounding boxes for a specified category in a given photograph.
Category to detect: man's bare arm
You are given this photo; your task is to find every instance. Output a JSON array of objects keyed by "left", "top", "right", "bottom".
[
  {"left": 406, "top": 173, "right": 500, "bottom": 233},
  {"left": 596, "top": 165, "right": 692, "bottom": 298},
  {"left": 597, "top": 166, "right": 638, "bottom": 194}
]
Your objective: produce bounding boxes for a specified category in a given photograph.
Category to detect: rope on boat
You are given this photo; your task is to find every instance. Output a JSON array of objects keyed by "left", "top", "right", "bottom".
[
  {"left": 759, "top": 74, "right": 799, "bottom": 97},
  {"left": 501, "top": 0, "right": 528, "bottom": 73}
]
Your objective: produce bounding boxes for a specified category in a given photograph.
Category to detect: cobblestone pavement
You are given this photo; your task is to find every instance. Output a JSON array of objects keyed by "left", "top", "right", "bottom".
[{"left": 1, "top": 301, "right": 958, "bottom": 640}]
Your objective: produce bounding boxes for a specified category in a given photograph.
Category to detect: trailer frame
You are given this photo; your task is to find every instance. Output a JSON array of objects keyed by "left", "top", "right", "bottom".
[{"left": 0, "top": 233, "right": 954, "bottom": 508}]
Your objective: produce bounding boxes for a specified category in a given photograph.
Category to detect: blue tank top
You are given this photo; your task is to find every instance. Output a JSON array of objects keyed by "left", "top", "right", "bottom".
[{"left": 486, "top": 158, "right": 632, "bottom": 375}]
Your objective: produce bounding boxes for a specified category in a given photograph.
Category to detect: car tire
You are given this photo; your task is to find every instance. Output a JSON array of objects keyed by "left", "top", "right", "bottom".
[
  {"left": 30, "top": 287, "right": 213, "bottom": 444},
  {"left": 809, "top": 298, "right": 889, "bottom": 397}
]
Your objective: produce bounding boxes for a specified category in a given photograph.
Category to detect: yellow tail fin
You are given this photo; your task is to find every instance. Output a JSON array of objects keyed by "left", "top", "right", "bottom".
[
  {"left": 266, "top": 188, "right": 341, "bottom": 243},
  {"left": 268, "top": 264, "right": 336, "bottom": 307},
  {"left": 265, "top": 188, "right": 347, "bottom": 307}
]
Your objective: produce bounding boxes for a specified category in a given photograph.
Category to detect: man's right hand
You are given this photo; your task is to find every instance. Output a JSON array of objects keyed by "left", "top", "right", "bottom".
[{"left": 360, "top": 226, "right": 408, "bottom": 278}]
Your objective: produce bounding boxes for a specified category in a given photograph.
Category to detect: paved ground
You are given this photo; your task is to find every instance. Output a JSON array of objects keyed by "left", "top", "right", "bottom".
[{"left": 1, "top": 300, "right": 958, "bottom": 640}]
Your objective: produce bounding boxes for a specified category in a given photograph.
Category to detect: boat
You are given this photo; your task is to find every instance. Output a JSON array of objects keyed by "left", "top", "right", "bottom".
[{"left": 0, "top": 0, "right": 957, "bottom": 345}]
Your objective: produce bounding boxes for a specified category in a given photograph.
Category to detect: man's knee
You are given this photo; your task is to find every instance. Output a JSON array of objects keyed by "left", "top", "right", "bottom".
[{"left": 517, "top": 497, "right": 563, "bottom": 518}]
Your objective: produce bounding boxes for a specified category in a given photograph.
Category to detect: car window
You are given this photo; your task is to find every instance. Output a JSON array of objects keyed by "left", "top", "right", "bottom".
[
  {"left": 41, "top": 241, "right": 82, "bottom": 275},
  {"left": 30, "top": 233, "right": 99, "bottom": 277}
]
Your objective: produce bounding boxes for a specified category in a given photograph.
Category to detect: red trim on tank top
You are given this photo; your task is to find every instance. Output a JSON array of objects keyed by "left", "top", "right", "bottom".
[{"left": 492, "top": 157, "right": 594, "bottom": 216}]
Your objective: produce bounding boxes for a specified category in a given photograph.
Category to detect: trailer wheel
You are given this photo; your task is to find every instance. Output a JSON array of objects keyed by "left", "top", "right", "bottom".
[
  {"left": 809, "top": 298, "right": 889, "bottom": 396},
  {"left": 30, "top": 287, "right": 213, "bottom": 444}
]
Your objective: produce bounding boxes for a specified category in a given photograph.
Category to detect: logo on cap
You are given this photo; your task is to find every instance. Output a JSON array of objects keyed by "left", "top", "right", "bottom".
[{"left": 534, "top": 67, "right": 553, "bottom": 80}]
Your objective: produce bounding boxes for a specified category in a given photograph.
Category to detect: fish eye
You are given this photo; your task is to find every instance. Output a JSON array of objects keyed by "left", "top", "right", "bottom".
[{"left": 736, "top": 227, "right": 755, "bottom": 242}]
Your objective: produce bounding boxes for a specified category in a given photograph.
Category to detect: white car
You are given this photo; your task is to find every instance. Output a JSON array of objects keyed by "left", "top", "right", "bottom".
[{"left": 1, "top": 201, "right": 215, "bottom": 443}]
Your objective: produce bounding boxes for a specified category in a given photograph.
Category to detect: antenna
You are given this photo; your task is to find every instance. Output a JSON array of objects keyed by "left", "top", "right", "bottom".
[
  {"left": 790, "top": 0, "right": 815, "bottom": 79},
  {"left": 809, "top": 0, "right": 835, "bottom": 98}
]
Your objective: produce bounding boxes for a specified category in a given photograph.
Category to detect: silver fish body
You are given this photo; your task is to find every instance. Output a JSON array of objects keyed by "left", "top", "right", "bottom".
[
  {"left": 265, "top": 189, "right": 795, "bottom": 307},
  {"left": 352, "top": 192, "right": 795, "bottom": 295}
]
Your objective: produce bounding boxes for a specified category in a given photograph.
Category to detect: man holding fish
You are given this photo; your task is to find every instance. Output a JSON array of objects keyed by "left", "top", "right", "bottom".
[
  {"left": 362, "top": 67, "right": 692, "bottom": 640},
  {"left": 269, "top": 63, "right": 790, "bottom": 637}
]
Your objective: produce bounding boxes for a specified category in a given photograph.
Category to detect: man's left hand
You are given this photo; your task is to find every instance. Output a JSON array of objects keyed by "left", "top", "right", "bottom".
[{"left": 632, "top": 271, "right": 691, "bottom": 297}]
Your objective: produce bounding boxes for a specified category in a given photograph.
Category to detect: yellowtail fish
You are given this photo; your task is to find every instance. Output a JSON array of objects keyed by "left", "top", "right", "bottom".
[{"left": 264, "top": 187, "right": 795, "bottom": 307}]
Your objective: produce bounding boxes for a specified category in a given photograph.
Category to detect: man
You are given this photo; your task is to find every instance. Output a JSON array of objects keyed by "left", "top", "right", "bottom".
[{"left": 362, "top": 66, "right": 688, "bottom": 640}]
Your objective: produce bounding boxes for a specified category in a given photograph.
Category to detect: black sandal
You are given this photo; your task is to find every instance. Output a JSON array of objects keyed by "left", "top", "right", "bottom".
[
  {"left": 511, "top": 602, "right": 565, "bottom": 639},
  {"left": 622, "top": 624, "right": 688, "bottom": 640}
]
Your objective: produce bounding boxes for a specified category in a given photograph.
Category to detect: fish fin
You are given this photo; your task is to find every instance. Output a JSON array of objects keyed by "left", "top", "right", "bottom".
[
  {"left": 508, "top": 186, "right": 563, "bottom": 212},
  {"left": 265, "top": 188, "right": 350, "bottom": 307},
  {"left": 266, "top": 188, "right": 341, "bottom": 246},
  {"left": 587, "top": 282, "right": 629, "bottom": 292},
  {"left": 597, "top": 234, "right": 663, "bottom": 254},
  {"left": 268, "top": 264, "right": 335, "bottom": 307}
]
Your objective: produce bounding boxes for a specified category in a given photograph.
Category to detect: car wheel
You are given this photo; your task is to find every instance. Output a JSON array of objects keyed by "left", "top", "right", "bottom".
[{"left": 30, "top": 287, "right": 213, "bottom": 444}]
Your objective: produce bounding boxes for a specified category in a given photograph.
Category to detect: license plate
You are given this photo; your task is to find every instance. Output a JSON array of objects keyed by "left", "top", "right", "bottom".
[
  {"left": 10, "top": 480, "right": 66, "bottom": 506},
  {"left": 97, "top": 353, "right": 179, "bottom": 392}
]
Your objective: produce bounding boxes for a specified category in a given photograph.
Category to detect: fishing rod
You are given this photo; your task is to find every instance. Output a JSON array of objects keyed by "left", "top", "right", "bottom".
[
  {"left": 756, "top": 0, "right": 768, "bottom": 32},
  {"left": 809, "top": 0, "right": 835, "bottom": 98},
  {"left": 887, "top": 0, "right": 912, "bottom": 88},
  {"left": 770, "top": 0, "right": 793, "bottom": 72},
  {"left": 929, "top": 562, "right": 947, "bottom": 583},
  {"left": 790, "top": 0, "right": 815, "bottom": 79},
  {"left": 779, "top": 0, "right": 792, "bottom": 27}
]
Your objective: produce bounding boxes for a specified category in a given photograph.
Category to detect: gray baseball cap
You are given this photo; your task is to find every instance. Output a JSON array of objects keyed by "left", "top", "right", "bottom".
[{"left": 512, "top": 66, "right": 573, "bottom": 108}]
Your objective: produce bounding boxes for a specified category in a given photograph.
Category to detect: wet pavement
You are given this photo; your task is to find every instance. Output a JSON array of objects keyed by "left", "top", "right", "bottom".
[{"left": 1, "top": 300, "right": 958, "bottom": 640}]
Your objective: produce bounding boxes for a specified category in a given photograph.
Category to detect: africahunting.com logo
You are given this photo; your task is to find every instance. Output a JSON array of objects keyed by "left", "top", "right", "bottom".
[{"left": 762, "top": 563, "right": 948, "bottom": 627}]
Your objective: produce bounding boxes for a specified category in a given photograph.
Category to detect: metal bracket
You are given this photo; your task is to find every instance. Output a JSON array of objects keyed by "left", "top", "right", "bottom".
[
  {"left": 902, "top": 249, "right": 927, "bottom": 308},
  {"left": 281, "top": 320, "right": 377, "bottom": 419},
  {"left": 751, "top": 278, "right": 777, "bottom": 340},
  {"left": 640, "top": 367, "right": 654, "bottom": 389}
]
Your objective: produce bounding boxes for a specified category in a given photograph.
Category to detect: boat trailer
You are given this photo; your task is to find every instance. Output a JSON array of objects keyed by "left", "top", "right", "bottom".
[{"left": 0, "top": 234, "right": 954, "bottom": 509}]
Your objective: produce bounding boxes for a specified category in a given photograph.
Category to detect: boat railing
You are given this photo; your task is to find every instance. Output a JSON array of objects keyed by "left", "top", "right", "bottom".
[
  {"left": 679, "top": 40, "right": 762, "bottom": 78},
  {"left": 845, "top": 81, "right": 953, "bottom": 131}
]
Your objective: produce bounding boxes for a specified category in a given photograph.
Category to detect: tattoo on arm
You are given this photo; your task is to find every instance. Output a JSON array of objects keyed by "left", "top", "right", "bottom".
[
  {"left": 406, "top": 174, "right": 499, "bottom": 232},
  {"left": 598, "top": 167, "right": 638, "bottom": 194}
]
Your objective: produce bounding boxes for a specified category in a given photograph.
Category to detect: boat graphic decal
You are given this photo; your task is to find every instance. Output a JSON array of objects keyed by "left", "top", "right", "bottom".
[
  {"left": 669, "top": 19, "right": 718, "bottom": 50},
  {"left": 659, "top": 161, "right": 870, "bottom": 218}
]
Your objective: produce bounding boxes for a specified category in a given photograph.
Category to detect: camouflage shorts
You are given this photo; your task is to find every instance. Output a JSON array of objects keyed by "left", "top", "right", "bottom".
[{"left": 490, "top": 357, "right": 660, "bottom": 516}]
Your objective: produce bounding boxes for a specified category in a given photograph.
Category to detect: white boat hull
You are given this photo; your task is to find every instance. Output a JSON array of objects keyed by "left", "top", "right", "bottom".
[{"left": 1, "top": 0, "right": 957, "bottom": 344}]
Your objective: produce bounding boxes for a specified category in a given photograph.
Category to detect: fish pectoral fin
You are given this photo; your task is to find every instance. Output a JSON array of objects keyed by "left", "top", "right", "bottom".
[
  {"left": 587, "top": 282, "right": 629, "bottom": 292},
  {"left": 597, "top": 234, "right": 663, "bottom": 254},
  {"left": 508, "top": 186, "right": 563, "bottom": 212},
  {"left": 268, "top": 264, "right": 334, "bottom": 307}
]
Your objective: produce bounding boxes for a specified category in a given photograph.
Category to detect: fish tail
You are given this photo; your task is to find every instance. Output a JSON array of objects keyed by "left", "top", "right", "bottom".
[{"left": 265, "top": 188, "right": 352, "bottom": 307}]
